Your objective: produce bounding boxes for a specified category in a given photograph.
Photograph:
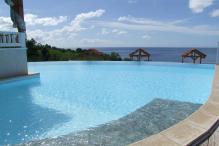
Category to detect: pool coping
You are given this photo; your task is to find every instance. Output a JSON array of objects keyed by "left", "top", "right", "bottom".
[
  {"left": 129, "top": 65, "right": 219, "bottom": 146},
  {"left": 0, "top": 72, "right": 40, "bottom": 84}
]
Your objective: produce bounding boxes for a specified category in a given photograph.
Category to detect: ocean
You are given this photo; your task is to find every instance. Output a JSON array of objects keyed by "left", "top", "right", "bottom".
[{"left": 96, "top": 47, "right": 218, "bottom": 64}]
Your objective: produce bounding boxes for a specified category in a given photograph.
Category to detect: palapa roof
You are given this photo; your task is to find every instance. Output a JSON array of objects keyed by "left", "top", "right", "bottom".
[
  {"left": 182, "top": 48, "right": 206, "bottom": 58},
  {"left": 129, "top": 48, "right": 151, "bottom": 57}
]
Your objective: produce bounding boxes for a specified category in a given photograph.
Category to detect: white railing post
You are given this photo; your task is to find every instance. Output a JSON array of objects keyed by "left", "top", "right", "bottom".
[
  {"left": 3, "top": 34, "right": 6, "bottom": 43},
  {"left": 0, "top": 35, "right": 2, "bottom": 43},
  {"left": 18, "top": 32, "right": 26, "bottom": 48},
  {"left": 0, "top": 31, "right": 25, "bottom": 48},
  {"left": 11, "top": 34, "right": 17, "bottom": 43}
]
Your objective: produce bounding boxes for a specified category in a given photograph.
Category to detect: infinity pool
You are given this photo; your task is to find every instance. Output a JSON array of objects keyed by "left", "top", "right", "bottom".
[{"left": 0, "top": 62, "right": 215, "bottom": 145}]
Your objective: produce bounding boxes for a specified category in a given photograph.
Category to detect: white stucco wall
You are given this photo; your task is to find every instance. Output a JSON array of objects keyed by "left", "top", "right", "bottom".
[{"left": 0, "top": 48, "right": 28, "bottom": 79}]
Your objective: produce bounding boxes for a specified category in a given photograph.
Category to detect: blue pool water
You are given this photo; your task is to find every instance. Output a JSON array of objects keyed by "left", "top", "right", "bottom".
[{"left": 0, "top": 61, "right": 215, "bottom": 145}]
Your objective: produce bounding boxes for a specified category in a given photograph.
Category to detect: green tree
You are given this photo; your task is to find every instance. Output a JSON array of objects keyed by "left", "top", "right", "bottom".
[
  {"left": 42, "top": 48, "right": 50, "bottom": 61},
  {"left": 26, "top": 38, "right": 122, "bottom": 62},
  {"left": 26, "top": 39, "right": 40, "bottom": 61},
  {"left": 110, "top": 52, "right": 122, "bottom": 61}
]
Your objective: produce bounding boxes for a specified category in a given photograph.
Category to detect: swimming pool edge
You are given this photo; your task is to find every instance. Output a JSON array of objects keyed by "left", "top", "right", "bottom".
[
  {"left": 0, "top": 72, "right": 40, "bottom": 84},
  {"left": 129, "top": 65, "right": 219, "bottom": 146}
]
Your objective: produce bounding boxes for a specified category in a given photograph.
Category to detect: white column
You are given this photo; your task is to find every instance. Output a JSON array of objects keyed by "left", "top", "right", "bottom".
[{"left": 18, "top": 32, "right": 26, "bottom": 48}]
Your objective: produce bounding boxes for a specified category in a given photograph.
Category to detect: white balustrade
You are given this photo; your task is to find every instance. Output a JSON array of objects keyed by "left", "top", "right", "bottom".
[{"left": 0, "top": 31, "right": 26, "bottom": 48}]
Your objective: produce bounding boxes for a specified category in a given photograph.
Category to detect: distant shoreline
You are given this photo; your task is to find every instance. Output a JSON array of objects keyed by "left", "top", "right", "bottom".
[{"left": 96, "top": 47, "right": 218, "bottom": 64}]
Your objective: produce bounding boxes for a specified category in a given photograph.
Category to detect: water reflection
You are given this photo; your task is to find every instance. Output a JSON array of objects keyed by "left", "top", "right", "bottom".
[{"left": 0, "top": 78, "right": 70, "bottom": 145}]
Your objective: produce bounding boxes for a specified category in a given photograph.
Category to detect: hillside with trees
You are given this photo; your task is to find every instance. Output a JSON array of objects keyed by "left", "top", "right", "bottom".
[{"left": 26, "top": 39, "right": 122, "bottom": 62}]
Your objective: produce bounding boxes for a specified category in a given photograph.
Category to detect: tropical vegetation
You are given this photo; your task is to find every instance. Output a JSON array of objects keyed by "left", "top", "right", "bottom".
[{"left": 26, "top": 39, "right": 122, "bottom": 62}]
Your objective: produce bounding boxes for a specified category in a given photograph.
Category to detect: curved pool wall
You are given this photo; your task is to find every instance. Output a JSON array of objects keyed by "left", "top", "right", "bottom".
[
  {"left": 0, "top": 61, "right": 215, "bottom": 145},
  {"left": 16, "top": 98, "right": 202, "bottom": 146},
  {"left": 129, "top": 65, "right": 219, "bottom": 146}
]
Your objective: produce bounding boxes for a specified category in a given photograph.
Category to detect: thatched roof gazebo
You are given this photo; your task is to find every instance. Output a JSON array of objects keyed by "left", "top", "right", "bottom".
[
  {"left": 129, "top": 48, "right": 151, "bottom": 61},
  {"left": 181, "top": 48, "right": 207, "bottom": 64}
]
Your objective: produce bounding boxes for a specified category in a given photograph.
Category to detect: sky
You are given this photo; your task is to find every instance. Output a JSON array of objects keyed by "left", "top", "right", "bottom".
[{"left": 0, "top": 0, "right": 219, "bottom": 48}]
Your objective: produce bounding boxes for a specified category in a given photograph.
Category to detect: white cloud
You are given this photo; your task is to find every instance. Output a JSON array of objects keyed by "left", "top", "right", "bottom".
[
  {"left": 71, "top": 9, "right": 105, "bottom": 30},
  {"left": 128, "top": 0, "right": 137, "bottom": 4},
  {"left": 25, "top": 14, "right": 67, "bottom": 26},
  {"left": 101, "top": 28, "right": 110, "bottom": 35},
  {"left": 27, "top": 29, "right": 70, "bottom": 44},
  {"left": 60, "top": 9, "right": 105, "bottom": 33},
  {"left": 169, "top": 18, "right": 190, "bottom": 25},
  {"left": 73, "top": 9, "right": 105, "bottom": 24},
  {"left": 189, "top": 0, "right": 214, "bottom": 13},
  {"left": 0, "top": 9, "right": 105, "bottom": 34},
  {"left": 211, "top": 9, "right": 219, "bottom": 17},
  {"left": 118, "top": 16, "right": 171, "bottom": 27},
  {"left": 0, "top": 16, "right": 13, "bottom": 31},
  {"left": 117, "top": 31, "right": 128, "bottom": 35},
  {"left": 90, "top": 25, "right": 95, "bottom": 29},
  {"left": 100, "top": 28, "right": 127, "bottom": 35},
  {"left": 112, "top": 29, "right": 128, "bottom": 35},
  {"left": 0, "top": 13, "right": 68, "bottom": 30},
  {"left": 142, "top": 35, "right": 151, "bottom": 40},
  {"left": 118, "top": 16, "right": 187, "bottom": 26},
  {"left": 95, "top": 16, "right": 219, "bottom": 36},
  {"left": 27, "top": 9, "right": 106, "bottom": 47},
  {"left": 80, "top": 38, "right": 110, "bottom": 44}
]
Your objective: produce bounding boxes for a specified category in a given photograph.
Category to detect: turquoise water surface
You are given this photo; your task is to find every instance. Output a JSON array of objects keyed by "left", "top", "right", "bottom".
[{"left": 0, "top": 61, "right": 215, "bottom": 145}]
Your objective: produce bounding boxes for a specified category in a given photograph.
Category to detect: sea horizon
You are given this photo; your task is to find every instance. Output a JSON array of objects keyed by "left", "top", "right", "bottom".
[{"left": 93, "top": 47, "right": 218, "bottom": 64}]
